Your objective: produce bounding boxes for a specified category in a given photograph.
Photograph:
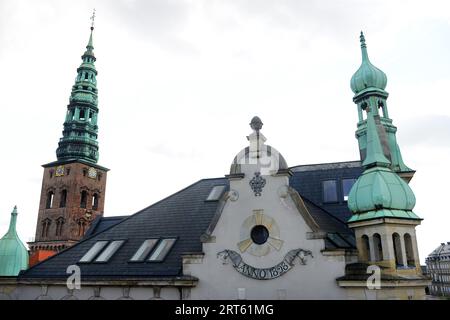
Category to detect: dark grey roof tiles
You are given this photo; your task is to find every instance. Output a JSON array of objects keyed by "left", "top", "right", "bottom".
[
  {"left": 84, "top": 216, "right": 127, "bottom": 238},
  {"left": 289, "top": 161, "right": 363, "bottom": 222}
]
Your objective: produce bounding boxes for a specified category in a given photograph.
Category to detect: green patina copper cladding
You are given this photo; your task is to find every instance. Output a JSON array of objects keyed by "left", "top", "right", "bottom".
[
  {"left": 350, "top": 32, "right": 412, "bottom": 175},
  {"left": 362, "top": 107, "right": 390, "bottom": 168},
  {"left": 350, "top": 32, "right": 387, "bottom": 94},
  {"left": 56, "top": 26, "right": 99, "bottom": 163},
  {"left": 347, "top": 111, "right": 419, "bottom": 223},
  {"left": 0, "top": 206, "right": 28, "bottom": 276}
]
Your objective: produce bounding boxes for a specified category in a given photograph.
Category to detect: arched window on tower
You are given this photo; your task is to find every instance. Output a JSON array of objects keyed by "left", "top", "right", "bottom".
[
  {"left": 59, "top": 190, "right": 67, "bottom": 208},
  {"left": 77, "top": 218, "right": 87, "bottom": 236},
  {"left": 361, "top": 102, "right": 368, "bottom": 121},
  {"left": 80, "top": 190, "right": 88, "bottom": 208},
  {"left": 361, "top": 235, "right": 370, "bottom": 262},
  {"left": 41, "top": 218, "right": 51, "bottom": 238},
  {"left": 404, "top": 233, "right": 415, "bottom": 267},
  {"left": 92, "top": 193, "right": 99, "bottom": 210},
  {"left": 393, "top": 233, "right": 404, "bottom": 268},
  {"left": 55, "top": 217, "right": 65, "bottom": 237},
  {"left": 46, "top": 191, "right": 54, "bottom": 209},
  {"left": 79, "top": 109, "right": 86, "bottom": 121},
  {"left": 373, "top": 233, "right": 383, "bottom": 261}
]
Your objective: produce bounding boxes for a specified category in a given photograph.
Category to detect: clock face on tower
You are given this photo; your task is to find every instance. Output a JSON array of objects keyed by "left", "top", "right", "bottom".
[
  {"left": 88, "top": 167, "right": 97, "bottom": 179},
  {"left": 55, "top": 165, "right": 65, "bottom": 177}
]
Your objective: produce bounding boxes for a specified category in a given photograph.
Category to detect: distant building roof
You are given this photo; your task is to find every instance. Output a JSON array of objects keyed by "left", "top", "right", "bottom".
[{"left": 427, "top": 242, "right": 450, "bottom": 260}]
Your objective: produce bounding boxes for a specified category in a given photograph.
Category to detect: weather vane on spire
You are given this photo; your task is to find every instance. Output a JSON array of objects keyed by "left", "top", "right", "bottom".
[{"left": 90, "top": 9, "right": 96, "bottom": 30}]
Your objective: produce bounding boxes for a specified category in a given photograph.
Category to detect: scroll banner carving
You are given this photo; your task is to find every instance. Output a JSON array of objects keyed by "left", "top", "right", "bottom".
[{"left": 217, "top": 248, "right": 313, "bottom": 280}]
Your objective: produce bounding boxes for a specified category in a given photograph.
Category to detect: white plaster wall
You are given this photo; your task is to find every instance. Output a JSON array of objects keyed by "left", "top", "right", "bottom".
[
  {"left": 187, "top": 156, "right": 349, "bottom": 299},
  {"left": 0, "top": 284, "right": 180, "bottom": 300}
]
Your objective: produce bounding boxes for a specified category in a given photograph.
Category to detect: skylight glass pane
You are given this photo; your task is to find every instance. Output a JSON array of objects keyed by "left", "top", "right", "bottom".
[
  {"left": 148, "top": 239, "right": 176, "bottom": 262},
  {"left": 95, "top": 240, "right": 125, "bottom": 262},
  {"left": 130, "top": 239, "right": 159, "bottom": 262},
  {"left": 206, "top": 185, "right": 226, "bottom": 201},
  {"left": 79, "top": 241, "right": 109, "bottom": 262}
]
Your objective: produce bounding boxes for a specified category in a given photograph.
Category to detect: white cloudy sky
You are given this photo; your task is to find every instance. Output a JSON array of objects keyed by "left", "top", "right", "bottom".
[{"left": 1, "top": 0, "right": 450, "bottom": 263}]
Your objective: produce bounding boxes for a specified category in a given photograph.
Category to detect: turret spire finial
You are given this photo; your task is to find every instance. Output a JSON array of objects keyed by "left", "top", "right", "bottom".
[
  {"left": 250, "top": 116, "right": 263, "bottom": 132},
  {"left": 360, "top": 31, "right": 369, "bottom": 61},
  {"left": 90, "top": 9, "right": 96, "bottom": 31},
  {"left": 360, "top": 31, "right": 366, "bottom": 48}
]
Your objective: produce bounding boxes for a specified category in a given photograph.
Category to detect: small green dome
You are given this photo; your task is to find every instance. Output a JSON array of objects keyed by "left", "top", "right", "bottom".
[
  {"left": 348, "top": 166, "right": 416, "bottom": 213},
  {"left": 0, "top": 206, "right": 28, "bottom": 276},
  {"left": 350, "top": 32, "right": 387, "bottom": 94}
]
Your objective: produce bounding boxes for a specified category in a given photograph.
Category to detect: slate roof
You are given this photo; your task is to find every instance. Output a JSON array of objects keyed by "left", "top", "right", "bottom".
[
  {"left": 84, "top": 216, "right": 127, "bottom": 238},
  {"left": 20, "top": 161, "right": 362, "bottom": 280},
  {"left": 290, "top": 160, "right": 363, "bottom": 222}
]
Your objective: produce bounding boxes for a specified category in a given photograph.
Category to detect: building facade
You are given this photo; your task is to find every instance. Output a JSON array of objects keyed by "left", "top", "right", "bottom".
[
  {"left": 0, "top": 25, "right": 430, "bottom": 299},
  {"left": 426, "top": 242, "right": 450, "bottom": 297}
]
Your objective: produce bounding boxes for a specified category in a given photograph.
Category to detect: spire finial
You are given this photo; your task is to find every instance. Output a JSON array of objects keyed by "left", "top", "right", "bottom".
[
  {"left": 359, "top": 31, "right": 369, "bottom": 62},
  {"left": 250, "top": 116, "right": 263, "bottom": 132},
  {"left": 360, "top": 31, "right": 366, "bottom": 48},
  {"left": 90, "top": 9, "right": 96, "bottom": 31}
]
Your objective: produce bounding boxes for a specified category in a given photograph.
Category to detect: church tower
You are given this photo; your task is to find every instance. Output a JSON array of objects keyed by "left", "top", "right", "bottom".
[
  {"left": 350, "top": 32, "right": 414, "bottom": 182},
  {"left": 28, "top": 15, "right": 109, "bottom": 260}
]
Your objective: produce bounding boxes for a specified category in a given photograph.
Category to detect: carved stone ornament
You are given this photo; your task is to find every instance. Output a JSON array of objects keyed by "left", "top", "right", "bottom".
[
  {"left": 229, "top": 189, "right": 239, "bottom": 202},
  {"left": 217, "top": 248, "right": 313, "bottom": 280},
  {"left": 249, "top": 172, "right": 266, "bottom": 196}
]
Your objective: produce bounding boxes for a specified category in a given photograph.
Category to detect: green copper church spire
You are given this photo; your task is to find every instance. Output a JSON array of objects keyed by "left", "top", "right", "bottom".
[
  {"left": 56, "top": 11, "right": 100, "bottom": 164},
  {"left": 0, "top": 206, "right": 28, "bottom": 276}
]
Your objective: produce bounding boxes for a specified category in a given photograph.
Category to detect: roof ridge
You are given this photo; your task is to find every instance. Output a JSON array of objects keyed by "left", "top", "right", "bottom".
[{"left": 290, "top": 160, "right": 361, "bottom": 169}]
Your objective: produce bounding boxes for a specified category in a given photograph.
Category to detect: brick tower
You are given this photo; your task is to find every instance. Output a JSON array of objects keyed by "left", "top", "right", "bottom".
[{"left": 28, "top": 14, "right": 109, "bottom": 263}]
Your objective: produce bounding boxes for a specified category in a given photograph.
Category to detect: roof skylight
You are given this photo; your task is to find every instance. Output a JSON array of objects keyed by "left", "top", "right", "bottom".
[
  {"left": 130, "top": 239, "right": 159, "bottom": 262},
  {"left": 95, "top": 240, "right": 125, "bottom": 262},
  {"left": 79, "top": 241, "right": 109, "bottom": 263},
  {"left": 148, "top": 238, "right": 176, "bottom": 262},
  {"left": 206, "top": 185, "right": 226, "bottom": 201}
]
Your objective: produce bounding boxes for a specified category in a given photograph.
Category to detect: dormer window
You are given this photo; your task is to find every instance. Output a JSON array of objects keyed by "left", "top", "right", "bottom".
[
  {"left": 322, "top": 180, "right": 337, "bottom": 203},
  {"left": 342, "top": 178, "right": 356, "bottom": 202}
]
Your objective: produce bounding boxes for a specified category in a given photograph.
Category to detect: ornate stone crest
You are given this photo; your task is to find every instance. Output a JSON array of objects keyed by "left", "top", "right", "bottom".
[{"left": 249, "top": 172, "right": 266, "bottom": 196}]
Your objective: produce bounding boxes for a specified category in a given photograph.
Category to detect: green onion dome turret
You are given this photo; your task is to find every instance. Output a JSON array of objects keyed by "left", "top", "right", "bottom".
[
  {"left": 0, "top": 206, "right": 28, "bottom": 276},
  {"left": 350, "top": 32, "right": 387, "bottom": 95}
]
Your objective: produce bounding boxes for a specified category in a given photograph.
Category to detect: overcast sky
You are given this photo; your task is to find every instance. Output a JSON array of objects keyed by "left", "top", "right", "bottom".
[{"left": 1, "top": 0, "right": 450, "bottom": 264}]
